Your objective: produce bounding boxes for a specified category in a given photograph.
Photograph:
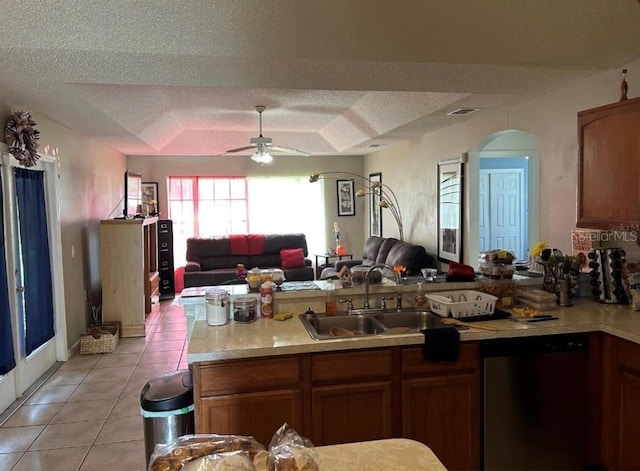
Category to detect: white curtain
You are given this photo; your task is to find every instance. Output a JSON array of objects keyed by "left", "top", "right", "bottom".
[{"left": 247, "top": 176, "right": 325, "bottom": 255}]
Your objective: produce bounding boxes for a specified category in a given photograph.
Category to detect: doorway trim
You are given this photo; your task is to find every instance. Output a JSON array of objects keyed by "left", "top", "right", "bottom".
[{"left": 466, "top": 130, "right": 539, "bottom": 266}]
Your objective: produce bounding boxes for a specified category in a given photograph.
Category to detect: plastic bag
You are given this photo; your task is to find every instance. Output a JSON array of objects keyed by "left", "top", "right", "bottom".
[
  {"left": 148, "top": 434, "right": 264, "bottom": 471},
  {"left": 181, "top": 450, "right": 256, "bottom": 471},
  {"left": 254, "top": 424, "right": 319, "bottom": 471}
]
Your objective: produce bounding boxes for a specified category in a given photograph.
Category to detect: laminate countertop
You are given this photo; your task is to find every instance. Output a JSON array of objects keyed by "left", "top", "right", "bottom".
[
  {"left": 186, "top": 296, "right": 640, "bottom": 363},
  {"left": 314, "top": 438, "right": 447, "bottom": 471}
]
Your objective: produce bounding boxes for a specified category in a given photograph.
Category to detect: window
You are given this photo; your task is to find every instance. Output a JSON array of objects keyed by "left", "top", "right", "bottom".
[
  {"left": 168, "top": 176, "right": 248, "bottom": 266},
  {"left": 247, "top": 176, "right": 324, "bottom": 255},
  {"left": 168, "top": 176, "right": 324, "bottom": 267}
]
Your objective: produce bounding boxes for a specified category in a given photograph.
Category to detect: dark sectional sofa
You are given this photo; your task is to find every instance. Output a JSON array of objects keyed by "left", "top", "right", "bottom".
[
  {"left": 183, "top": 233, "right": 315, "bottom": 288},
  {"left": 323, "top": 236, "right": 434, "bottom": 278}
]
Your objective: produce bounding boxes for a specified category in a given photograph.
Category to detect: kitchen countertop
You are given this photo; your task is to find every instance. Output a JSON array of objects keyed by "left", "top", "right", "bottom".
[
  {"left": 315, "top": 438, "right": 447, "bottom": 471},
  {"left": 186, "top": 296, "right": 640, "bottom": 363}
]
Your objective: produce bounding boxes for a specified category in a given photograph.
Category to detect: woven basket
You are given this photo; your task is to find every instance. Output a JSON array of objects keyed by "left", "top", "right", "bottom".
[{"left": 80, "top": 322, "right": 120, "bottom": 355}]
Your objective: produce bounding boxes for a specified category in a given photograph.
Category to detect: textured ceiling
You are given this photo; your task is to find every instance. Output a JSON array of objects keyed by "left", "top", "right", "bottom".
[{"left": 1, "top": 0, "right": 640, "bottom": 157}]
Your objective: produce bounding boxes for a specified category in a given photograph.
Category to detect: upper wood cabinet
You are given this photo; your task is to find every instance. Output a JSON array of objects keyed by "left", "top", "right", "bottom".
[{"left": 577, "top": 96, "right": 640, "bottom": 229}]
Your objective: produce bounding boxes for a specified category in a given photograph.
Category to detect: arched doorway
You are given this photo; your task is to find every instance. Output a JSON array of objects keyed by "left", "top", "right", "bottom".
[{"left": 467, "top": 130, "right": 539, "bottom": 265}]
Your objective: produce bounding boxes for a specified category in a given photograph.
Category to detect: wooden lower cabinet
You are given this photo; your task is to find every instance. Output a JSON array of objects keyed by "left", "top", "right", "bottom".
[
  {"left": 192, "top": 343, "right": 480, "bottom": 469},
  {"left": 402, "top": 374, "right": 479, "bottom": 471},
  {"left": 601, "top": 335, "right": 640, "bottom": 470},
  {"left": 199, "top": 390, "right": 302, "bottom": 447},
  {"left": 311, "top": 382, "right": 393, "bottom": 445}
]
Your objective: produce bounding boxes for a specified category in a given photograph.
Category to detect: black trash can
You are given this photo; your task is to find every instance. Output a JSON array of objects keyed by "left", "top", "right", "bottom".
[{"left": 140, "top": 369, "right": 195, "bottom": 466}]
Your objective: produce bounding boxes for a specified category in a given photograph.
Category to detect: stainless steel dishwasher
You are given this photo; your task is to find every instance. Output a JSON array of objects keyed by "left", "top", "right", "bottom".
[{"left": 482, "top": 333, "right": 589, "bottom": 470}]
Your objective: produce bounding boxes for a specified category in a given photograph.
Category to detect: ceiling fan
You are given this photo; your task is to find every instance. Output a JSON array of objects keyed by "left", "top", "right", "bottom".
[{"left": 226, "top": 105, "right": 311, "bottom": 163}]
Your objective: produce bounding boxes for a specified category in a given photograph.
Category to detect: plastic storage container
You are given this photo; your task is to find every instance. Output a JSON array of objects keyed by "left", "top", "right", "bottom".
[
  {"left": 479, "top": 262, "right": 515, "bottom": 279},
  {"left": 478, "top": 278, "right": 518, "bottom": 309},
  {"left": 140, "top": 369, "right": 195, "bottom": 467},
  {"left": 205, "top": 288, "right": 229, "bottom": 326}
]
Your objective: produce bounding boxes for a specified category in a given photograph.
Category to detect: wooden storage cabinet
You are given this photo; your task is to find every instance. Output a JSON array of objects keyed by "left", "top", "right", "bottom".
[
  {"left": 577, "top": 96, "right": 640, "bottom": 229},
  {"left": 199, "top": 390, "right": 303, "bottom": 447},
  {"left": 601, "top": 335, "right": 640, "bottom": 470},
  {"left": 310, "top": 349, "right": 394, "bottom": 445},
  {"left": 100, "top": 217, "right": 158, "bottom": 337},
  {"left": 401, "top": 343, "right": 480, "bottom": 471},
  {"left": 192, "top": 343, "right": 480, "bottom": 468},
  {"left": 193, "top": 355, "right": 303, "bottom": 447}
]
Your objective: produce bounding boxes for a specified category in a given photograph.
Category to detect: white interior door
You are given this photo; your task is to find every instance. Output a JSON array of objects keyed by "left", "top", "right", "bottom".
[
  {"left": 0, "top": 152, "right": 67, "bottom": 415},
  {"left": 478, "top": 171, "right": 490, "bottom": 252},
  {"left": 479, "top": 168, "right": 526, "bottom": 260}
]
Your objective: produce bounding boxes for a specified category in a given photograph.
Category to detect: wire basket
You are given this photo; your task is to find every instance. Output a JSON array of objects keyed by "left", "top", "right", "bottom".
[
  {"left": 425, "top": 290, "right": 497, "bottom": 319},
  {"left": 80, "top": 322, "right": 120, "bottom": 355}
]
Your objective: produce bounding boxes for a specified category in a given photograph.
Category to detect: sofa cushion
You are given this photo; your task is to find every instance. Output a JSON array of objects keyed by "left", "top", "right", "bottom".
[
  {"left": 385, "top": 241, "right": 427, "bottom": 275},
  {"left": 247, "top": 234, "right": 265, "bottom": 255},
  {"left": 280, "top": 248, "right": 306, "bottom": 269},
  {"left": 200, "top": 255, "right": 250, "bottom": 271},
  {"left": 229, "top": 234, "right": 249, "bottom": 255},
  {"left": 375, "top": 238, "right": 399, "bottom": 264},
  {"left": 249, "top": 254, "right": 281, "bottom": 268},
  {"left": 186, "top": 237, "right": 231, "bottom": 261},
  {"left": 362, "top": 236, "right": 385, "bottom": 263},
  {"left": 263, "top": 233, "right": 309, "bottom": 256}
]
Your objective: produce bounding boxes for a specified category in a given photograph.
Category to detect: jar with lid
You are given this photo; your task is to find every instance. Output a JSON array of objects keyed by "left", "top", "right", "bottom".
[
  {"left": 205, "top": 288, "right": 229, "bottom": 326},
  {"left": 233, "top": 296, "right": 257, "bottom": 323}
]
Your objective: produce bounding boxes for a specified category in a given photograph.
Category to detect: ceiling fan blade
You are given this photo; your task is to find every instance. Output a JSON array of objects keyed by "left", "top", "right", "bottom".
[
  {"left": 269, "top": 145, "right": 311, "bottom": 156},
  {"left": 226, "top": 145, "right": 256, "bottom": 153}
]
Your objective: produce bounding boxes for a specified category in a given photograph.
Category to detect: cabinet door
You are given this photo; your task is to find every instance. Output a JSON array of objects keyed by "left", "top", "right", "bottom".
[
  {"left": 197, "top": 389, "right": 302, "bottom": 447},
  {"left": 402, "top": 374, "right": 480, "bottom": 471},
  {"left": 603, "top": 336, "right": 640, "bottom": 470},
  {"left": 311, "top": 382, "right": 392, "bottom": 446},
  {"left": 577, "top": 97, "right": 640, "bottom": 228}
]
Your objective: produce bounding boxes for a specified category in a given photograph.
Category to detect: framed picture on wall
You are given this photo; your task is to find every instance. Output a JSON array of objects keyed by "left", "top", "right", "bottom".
[
  {"left": 336, "top": 179, "right": 355, "bottom": 216},
  {"left": 369, "top": 172, "right": 382, "bottom": 236},
  {"left": 437, "top": 160, "right": 464, "bottom": 263}
]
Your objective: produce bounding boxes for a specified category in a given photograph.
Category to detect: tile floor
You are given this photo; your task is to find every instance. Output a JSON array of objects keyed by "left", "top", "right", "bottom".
[{"left": 0, "top": 298, "right": 187, "bottom": 471}]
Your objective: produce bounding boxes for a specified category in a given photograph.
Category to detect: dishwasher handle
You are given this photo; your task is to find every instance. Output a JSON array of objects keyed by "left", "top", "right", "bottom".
[{"left": 482, "top": 333, "right": 589, "bottom": 357}]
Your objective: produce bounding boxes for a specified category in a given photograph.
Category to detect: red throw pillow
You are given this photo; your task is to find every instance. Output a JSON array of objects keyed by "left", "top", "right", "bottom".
[{"left": 280, "top": 248, "right": 305, "bottom": 269}]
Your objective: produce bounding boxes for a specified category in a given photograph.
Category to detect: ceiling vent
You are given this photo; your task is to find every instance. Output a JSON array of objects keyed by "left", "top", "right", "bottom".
[{"left": 447, "top": 108, "right": 479, "bottom": 116}]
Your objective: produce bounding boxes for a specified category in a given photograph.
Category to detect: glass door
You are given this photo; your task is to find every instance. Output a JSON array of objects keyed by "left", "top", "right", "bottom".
[{"left": 0, "top": 153, "right": 67, "bottom": 415}]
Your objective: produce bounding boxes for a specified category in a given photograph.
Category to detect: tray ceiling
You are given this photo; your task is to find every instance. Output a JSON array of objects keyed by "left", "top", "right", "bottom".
[{"left": 1, "top": 0, "right": 639, "bottom": 156}]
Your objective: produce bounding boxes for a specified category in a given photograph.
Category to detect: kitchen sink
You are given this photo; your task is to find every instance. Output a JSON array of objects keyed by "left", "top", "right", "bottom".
[
  {"left": 299, "top": 310, "right": 448, "bottom": 340},
  {"left": 374, "top": 311, "right": 444, "bottom": 332},
  {"left": 299, "top": 314, "right": 388, "bottom": 340}
]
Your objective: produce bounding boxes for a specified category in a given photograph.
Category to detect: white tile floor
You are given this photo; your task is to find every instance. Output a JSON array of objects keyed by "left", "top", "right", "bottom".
[{"left": 0, "top": 298, "right": 187, "bottom": 471}]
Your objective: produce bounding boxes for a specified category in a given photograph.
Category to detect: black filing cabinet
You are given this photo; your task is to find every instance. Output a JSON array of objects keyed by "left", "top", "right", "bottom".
[{"left": 157, "top": 219, "right": 175, "bottom": 300}]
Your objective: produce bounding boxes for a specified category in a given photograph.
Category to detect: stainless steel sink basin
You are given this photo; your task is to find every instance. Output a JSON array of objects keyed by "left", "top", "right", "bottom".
[
  {"left": 375, "top": 311, "right": 444, "bottom": 332},
  {"left": 299, "top": 314, "right": 388, "bottom": 340}
]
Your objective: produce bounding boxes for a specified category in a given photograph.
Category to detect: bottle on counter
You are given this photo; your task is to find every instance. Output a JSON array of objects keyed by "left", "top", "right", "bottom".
[
  {"left": 260, "top": 281, "right": 274, "bottom": 319},
  {"left": 325, "top": 279, "right": 337, "bottom": 315},
  {"left": 414, "top": 282, "right": 427, "bottom": 309}
]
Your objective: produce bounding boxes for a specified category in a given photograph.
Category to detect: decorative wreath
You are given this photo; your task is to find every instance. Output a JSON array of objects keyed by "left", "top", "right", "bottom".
[{"left": 5, "top": 110, "right": 40, "bottom": 167}]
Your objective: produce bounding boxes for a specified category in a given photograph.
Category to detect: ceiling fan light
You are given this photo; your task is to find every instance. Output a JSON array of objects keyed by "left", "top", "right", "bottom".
[{"left": 251, "top": 149, "right": 273, "bottom": 164}]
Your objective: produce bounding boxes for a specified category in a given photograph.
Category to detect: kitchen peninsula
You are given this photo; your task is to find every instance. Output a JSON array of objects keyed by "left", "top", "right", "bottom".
[{"left": 185, "top": 281, "right": 640, "bottom": 470}]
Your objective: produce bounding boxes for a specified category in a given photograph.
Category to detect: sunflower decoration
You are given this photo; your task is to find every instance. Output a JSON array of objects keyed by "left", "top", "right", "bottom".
[{"left": 5, "top": 110, "right": 41, "bottom": 167}]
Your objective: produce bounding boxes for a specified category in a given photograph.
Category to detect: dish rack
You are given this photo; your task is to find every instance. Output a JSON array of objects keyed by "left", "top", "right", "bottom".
[{"left": 425, "top": 290, "right": 497, "bottom": 319}]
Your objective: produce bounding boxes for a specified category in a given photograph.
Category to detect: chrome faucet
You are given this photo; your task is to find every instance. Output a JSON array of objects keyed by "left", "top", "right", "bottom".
[{"left": 363, "top": 263, "right": 401, "bottom": 311}]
